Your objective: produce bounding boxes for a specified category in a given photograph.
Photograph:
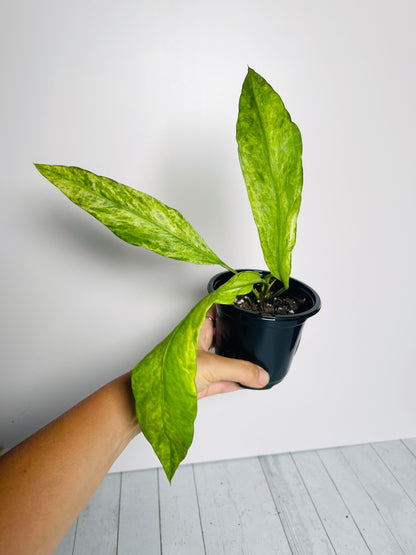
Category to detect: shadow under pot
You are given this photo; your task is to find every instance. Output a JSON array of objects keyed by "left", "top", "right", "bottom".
[{"left": 207, "top": 270, "right": 321, "bottom": 389}]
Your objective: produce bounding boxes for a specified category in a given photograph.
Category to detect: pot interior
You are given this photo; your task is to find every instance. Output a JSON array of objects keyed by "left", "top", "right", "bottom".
[{"left": 208, "top": 269, "right": 321, "bottom": 320}]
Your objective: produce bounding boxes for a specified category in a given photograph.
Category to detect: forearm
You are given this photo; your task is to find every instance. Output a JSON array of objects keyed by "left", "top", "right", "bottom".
[{"left": 0, "top": 372, "right": 140, "bottom": 555}]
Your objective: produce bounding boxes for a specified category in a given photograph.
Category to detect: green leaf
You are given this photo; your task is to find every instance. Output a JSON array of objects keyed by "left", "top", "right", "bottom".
[
  {"left": 35, "top": 164, "right": 232, "bottom": 269},
  {"left": 237, "top": 68, "right": 303, "bottom": 288},
  {"left": 131, "top": 271, "right": 261, "bottom": 481}
]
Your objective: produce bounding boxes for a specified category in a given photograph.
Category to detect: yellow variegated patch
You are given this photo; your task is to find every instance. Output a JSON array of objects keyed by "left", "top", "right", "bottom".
[
  {"left": 131, "top": 271, "right": 261, "bottom": 481},
  {"left": 35, "top": 164, "right": 232, "bottom": 269},
  {"left": 237, "top": 68, "right": 303, "bottom": 288}
]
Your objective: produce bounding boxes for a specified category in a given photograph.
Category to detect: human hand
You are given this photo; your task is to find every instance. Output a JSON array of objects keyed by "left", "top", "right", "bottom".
[{"left": 195, "top": 306, "right": 270, "bottom": 399}]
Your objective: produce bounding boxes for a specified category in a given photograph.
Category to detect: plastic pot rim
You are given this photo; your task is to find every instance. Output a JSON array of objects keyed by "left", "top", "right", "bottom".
[{"left": 207, "top": 269, "right": 321, "bottom": 323}]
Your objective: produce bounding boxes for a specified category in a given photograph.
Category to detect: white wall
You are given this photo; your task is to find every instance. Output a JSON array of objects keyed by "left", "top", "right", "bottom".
[{"left": 1, "top": 0, "right": 415, "bottom": 473}]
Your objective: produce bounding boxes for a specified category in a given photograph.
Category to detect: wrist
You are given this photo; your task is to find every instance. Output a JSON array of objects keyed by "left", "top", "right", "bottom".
[{"left": 104, "top": 372, "right": 141, "bottom": 450}]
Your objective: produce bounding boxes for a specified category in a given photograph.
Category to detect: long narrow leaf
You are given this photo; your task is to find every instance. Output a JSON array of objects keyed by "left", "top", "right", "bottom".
[
  {"left": 237, "top": 68, "right": 303, "bottom": 288},
  {"left": 35, "top": 164, "right": 231, "bottom": 268},
  {"left": 131, "top": 271, "right": 261, "bottom": 481}
]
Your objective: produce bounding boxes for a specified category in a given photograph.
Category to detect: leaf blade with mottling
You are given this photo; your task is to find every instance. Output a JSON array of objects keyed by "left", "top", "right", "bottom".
[
  {"left": 237, "top": 68, "right": 303, "bottom": 287},
  {"left": 35, "top": 164, "right": 230, "bottom": 268},
  {"left": 131, "top": 271, "right": 261, "bottom": 481}
]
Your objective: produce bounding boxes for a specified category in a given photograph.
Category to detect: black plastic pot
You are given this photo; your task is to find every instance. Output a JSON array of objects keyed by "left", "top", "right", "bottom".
[{"left": 207, "top": 270, "right": 321, "bottom": 389}]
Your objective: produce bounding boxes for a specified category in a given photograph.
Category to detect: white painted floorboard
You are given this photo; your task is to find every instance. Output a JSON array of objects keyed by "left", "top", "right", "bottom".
[
  {"left": 193, "top": 457, "right": 291, "bottom": 555},
  {"left": 260, "top": 453, "right": 336, "bottom": 554},
  {"left": 341, "top": 444, "right": 416, "bottom": 554},
  {"left": 158, "top": 465, "right": 205, "bottom": 555},
  {"left": 73, "top": 472, "right": 120, "bottom": 555},
  {"left": 318, "top": 448, "right": 403, "bottom": 555},
  {"left": 118, "top": 469, "right": 161, "bottom": 555},
  {"left": 54, "top": 438, "right": 416, "bottom": 554},
  {"left": 291, "top": 450, "right": 371, "bottom": 554}
]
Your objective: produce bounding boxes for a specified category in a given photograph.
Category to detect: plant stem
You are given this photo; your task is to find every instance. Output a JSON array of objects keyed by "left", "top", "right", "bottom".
[
  {"left": 268, "top": 285, "right": 288, "bottom": 300},
  {"left": 220, "top": 262, "right": 237, "bottom": 274}
]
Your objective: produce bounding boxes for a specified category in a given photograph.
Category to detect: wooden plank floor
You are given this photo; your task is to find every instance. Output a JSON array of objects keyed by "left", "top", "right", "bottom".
[{"left": 54, "top": 438, "right": 416, "bottom": 555}]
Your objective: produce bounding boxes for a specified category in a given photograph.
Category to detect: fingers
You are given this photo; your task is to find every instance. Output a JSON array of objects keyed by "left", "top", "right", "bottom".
[
  {"left": 209, "top": 353, "right": 270, "bottom": 388},
  {"left": 196, "top": 350, "right": 270, "bottom": 394},
  {"left": 197, "top": 306, "right": 216, "bottom": 351},
  {"left": 196, "top": 306, "right": 270, "bottom": 398},
  {"left": 205, "top": 305, "right": 216, "bottom": 320},
  {"left": 197, "top": 380, "right": 242, "bottom": 400}
]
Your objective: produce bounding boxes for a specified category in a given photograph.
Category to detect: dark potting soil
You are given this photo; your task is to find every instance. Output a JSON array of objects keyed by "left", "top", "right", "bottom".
[{"left": 233, "top": 290, "right": 307, "bottom": 316}]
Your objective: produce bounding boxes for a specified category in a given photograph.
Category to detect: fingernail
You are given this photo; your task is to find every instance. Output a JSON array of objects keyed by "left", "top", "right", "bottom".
[{"left": 258, "top": 368, "right": 270, "bottom": 387}]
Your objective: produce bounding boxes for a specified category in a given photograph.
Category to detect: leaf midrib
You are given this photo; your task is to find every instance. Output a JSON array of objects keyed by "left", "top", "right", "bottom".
[
  {"left": 158, "top": 321, "right": 195, "bottom": 478},
  {"left": 249, "top": 77, "right": 283, "bottom": 259}
]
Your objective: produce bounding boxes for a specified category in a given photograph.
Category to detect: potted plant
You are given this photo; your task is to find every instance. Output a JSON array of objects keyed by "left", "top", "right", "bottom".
[
  {"left": 208, "top": 270, "right": 320, "bottom": 390},
  {"left": 35, "top": 68, "right": 320, "bottom": 480}
]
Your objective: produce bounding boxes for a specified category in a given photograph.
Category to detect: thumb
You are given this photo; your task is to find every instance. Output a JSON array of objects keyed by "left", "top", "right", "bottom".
[
  {"left": 201, "top": 352, "right": 270, "bottom": 389},
  {"left": 236, "top": 360, "right": 270, "bottom": 389}
]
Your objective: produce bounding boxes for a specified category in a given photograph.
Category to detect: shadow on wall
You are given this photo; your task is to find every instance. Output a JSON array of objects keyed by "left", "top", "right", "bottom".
[
  {"left": 31, "top": 189, "right": 219, "bottom": 302},
  {"left": 154, "top": 126, "right": 239, "bottom": 263},
  {"left": 30, "top": 132, "right": 235, "bottom": 280},
  {"left": 30, "top": 193, "right": 169, "bottom": 273}
]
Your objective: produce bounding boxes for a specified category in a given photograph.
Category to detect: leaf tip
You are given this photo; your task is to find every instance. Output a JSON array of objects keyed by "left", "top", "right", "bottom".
[
  {"left": 164, "top": 462, "right": 178, "bottom": 484},
  {"left": 245, "top": 66, "right": 254, "bottom": 82},
  {"left": 34, "top": 163, "right": 51, "bottom": 178}
]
